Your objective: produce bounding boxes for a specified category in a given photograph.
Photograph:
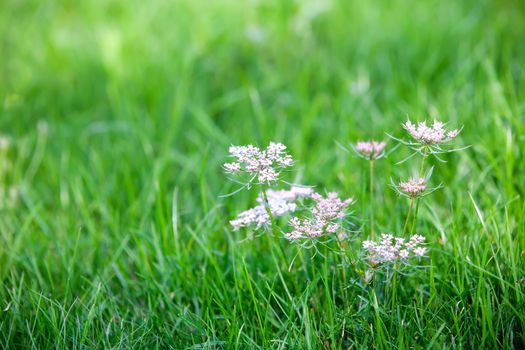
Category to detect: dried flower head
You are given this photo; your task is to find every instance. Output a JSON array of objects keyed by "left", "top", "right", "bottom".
[
  {"left": 403, "top": 120, "right": 460, "bottom": 145},
  {"left": 230, "top": 186, "right": 313, "bottom": 230},
  {"left": 224, "top": 142, "right": 293, "bottom": 184},
  {"left": 286, "top": 192, "right": 353, "bottom": 240},
  {"left": 399, "top": 177, "right": 427, "bottom": 198},
  {"left": 355, "top": 141, "right": 386, "bottom": 160},
  {"left": 363, "top": 233, "right": 427, "bottom": 263}
]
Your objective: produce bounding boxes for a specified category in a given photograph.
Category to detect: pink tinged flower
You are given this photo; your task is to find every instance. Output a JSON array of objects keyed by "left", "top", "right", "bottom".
[
  {"left": 399, "top": 250, "right": 409, "bottom": 259},
  {"left": 224, "top": 162, "right": 241, "bottom": 173},
  {"left": 413, "top": 247, "right": 427, "bottom": 256},
  {"left": 224, "top": 142, "right": 294, "bottom": 183},
  {"left": 326, "top": 224, "right": 339, "bottom": 233},
  {"left": 403, "top": 119, "right": 460, "bottom": 145},
  {"left": 362, "top": 233, "right": 427, "bottom": 262},
  {"left": 286, "top": 192, "right": 353, "bottom": 240},
  {"left": 230, "top": 186, "right": 313, "bottom": 230},
  {"left": 399, "top": 177, "right": 427, "bottom": 198},
  {"left": 356, "top": 140, "right": 386, "bottom": 160},
  {"left": 447, "top": 129, "right": 459, "bottom": 139},
  {"left": 258, "top": 167, "right": 278, "bottom": 183}
]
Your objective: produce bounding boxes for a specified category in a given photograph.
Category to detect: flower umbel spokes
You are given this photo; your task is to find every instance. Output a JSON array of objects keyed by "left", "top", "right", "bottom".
[
  {"left": 363, "top": 233, "right": 427, "bottom": 264},
  {"left": 230, "top": 186, "right": 313, "bottom": 231},
  {"left": 354, "top": 141, "right": 386, "bottom": 160},
  {"left": 404, "top": 120, "right": 459, "bottom": 145},
  {"left": 286, "top": 192, "right": 353, "bottom": 241},
  {"left": 388, "top": 118, "right": 467, "bottom": 162},
  {"left": 224, "top": 142, "right": 293, "bottom": 185},
  {"left": 391, "top": 167, "right": 442, "bottom": 199}
]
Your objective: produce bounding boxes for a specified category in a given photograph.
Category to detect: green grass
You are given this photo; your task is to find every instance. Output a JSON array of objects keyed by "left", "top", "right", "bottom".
[{"left": 1, "top": 0, "right": 524, "bottom": 348}]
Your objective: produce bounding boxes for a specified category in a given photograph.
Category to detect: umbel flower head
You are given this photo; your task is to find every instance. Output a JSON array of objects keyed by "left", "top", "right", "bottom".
[
  {"left": 363, "top": 233, "right": 427, "bottom": 263},
  {"left": 391, "top": 167, "right": 442, "bottom": 199},
  {"left": 286, "top": 192, "right": 353, "bottom": 240},
  {"left": 355, "top": 141, "right": 386, "bottom": 160},
  {"left": 398, "top": 177, "right": 427, "bottom": 198},
  {"left": 389, "top": 119, "right": 467, "bottom": 162},
  {"left": 230, "top": 186, "right": 313, "bottom": 230},
  {"left": 224, "top": 142, "right": 293, "bottom": 184},
  {"left": 403, "top": 120, "right": 459, "bottom": 145}
]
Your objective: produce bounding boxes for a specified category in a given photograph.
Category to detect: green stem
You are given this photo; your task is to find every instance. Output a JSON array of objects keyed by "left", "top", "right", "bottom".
[
  {"left": 391, "top": 261, "right": 398, "bottom": 310},
  {"left": 370, "top": 159, "right": 375, "bottom": 240},
  {"left": 261, "top": 185, "right": 277, "bottom": 236},
  {"left": 402, "top": 198, "right": 414, "bottom": 236},
  {"left": 410, "top": 153, "right": 427, "bottom": 234}
]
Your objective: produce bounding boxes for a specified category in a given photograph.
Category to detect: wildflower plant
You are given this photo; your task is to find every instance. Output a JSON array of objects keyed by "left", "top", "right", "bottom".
[
  {"left": 388, "top": 118, "right": 468, "bottom": 236},
  {"left": 363, "top": 233, "right": 427, "bottom": 264},
  {"left": 285, "top": 192, "right": 353, "bottom": 243},
  {"left": 354, "top": 141, "right": 387, "bottom": 161},
  {"left": 221, "top": 119, "right": 466, "bottom": 309},
  {"left": 223, "top": 142, "right": 295, "bottom": 235},
  {"left": 389, "top": 119, "right": 467, "bottom": 163},
  {"left": 230, "top": 186, "right": 313, "bottom": 231},
  {"left": 223, "top": 142, "right": 293, "bottom": 185},
  {"left": 339, "top": 140, "right": 396, "bottom": 241}
]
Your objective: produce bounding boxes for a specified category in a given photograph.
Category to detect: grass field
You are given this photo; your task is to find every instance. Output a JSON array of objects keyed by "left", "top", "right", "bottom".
[{"left": 1, "top": 0, "right": 525, "bottom": 348}]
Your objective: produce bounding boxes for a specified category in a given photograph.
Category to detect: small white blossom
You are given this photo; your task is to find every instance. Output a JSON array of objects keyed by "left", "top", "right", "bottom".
[
  {"left": 224, "top": 142, "right": 294, "bottom": 184},
  {"left": 355, "top": 141, "right": 386, "bottom": 160},
  {"left": 413, "top": 247, "right": 428, "bottom": 257},
  {"left": 223, "top": 162, "right": 241, "bottom": 173},
  {"left": 286, "top": 192, "right": 353, "bottom": 240},
  {"left": 363, "top": 233, "right": 427, "bottom": 263},
  {"left": 399, "top": 177, "right": 427, "bottom": 198},
  {"left": 403, "top": 119, "right": 460, "bottom": 145},
  {"left": 230, "top": 186, "right": 313, "bottom": 230}
]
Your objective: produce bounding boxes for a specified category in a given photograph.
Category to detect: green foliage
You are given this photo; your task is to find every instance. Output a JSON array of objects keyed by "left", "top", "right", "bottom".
[{"left": 0, "top": 0, "right": 524, "bottom": 348}]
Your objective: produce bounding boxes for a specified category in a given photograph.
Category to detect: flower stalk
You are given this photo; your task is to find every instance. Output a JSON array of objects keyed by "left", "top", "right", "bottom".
[
  {"left": 410, "top": 152, "right": 427, "bottom": 234},
  {"left": 260, "top": 185, "right": 278, "bottom": 236},
  {"left": 369, "top": 159, "right": 375, "bottom": 240}
]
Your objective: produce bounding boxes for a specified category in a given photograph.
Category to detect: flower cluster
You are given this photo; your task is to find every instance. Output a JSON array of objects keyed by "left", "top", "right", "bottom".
[
  {"left": 286, "top": 192, "right": 353, "bottom": 240},
  {"left": 230, "top": 186, "right": 313, "bottom": 230},
  {"left": 403, "top": 120, "right": 459, "bottom": 145},
  {"left": 224, "top": 143, "right": 293, "bottom": 183},
  {"left": 398, "top": 177, "right": 427, "bottom": 198},
  {"left": 355, "top": 141, "right": 386, "bottom": 160},
  {"left": 363, "top": 234, "right": 427, "bottom": 263}
]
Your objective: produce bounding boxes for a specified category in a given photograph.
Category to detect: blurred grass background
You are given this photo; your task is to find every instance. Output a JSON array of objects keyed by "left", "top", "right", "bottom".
[{"left": 1, "top": 0, "right": 524, "bottom": 348}]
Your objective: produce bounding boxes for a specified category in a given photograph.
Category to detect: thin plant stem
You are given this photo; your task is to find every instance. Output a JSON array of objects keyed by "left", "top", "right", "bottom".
[
  {"left": 391, "top": 261, "right": 399, "bottom": 310},
  {"left": 260, "top": 185, "right": 278, "bottom": 236},
  {"left": 410, "top": 153, "right": 427, "bottom": 234},
  {"left": 369, "top": 159, "right": 375, "bottom": 240},
  {"left": 402, "top": 198, "right": 414, "bottom": 236}
]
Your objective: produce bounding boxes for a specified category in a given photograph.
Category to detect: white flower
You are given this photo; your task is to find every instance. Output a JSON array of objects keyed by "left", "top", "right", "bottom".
[
  {"left": 224, "top": 142, "right": 294, "bottom": 184},
  {"left": 399, "top": 177, "right": 427, "bottom": 198},
  {"left": 230, "top": 186, "right": 313, "bottom": 230},
  {"left": 413, "top": 247, "right": 428, "bottom": 257},
  {"left": 286, "top": 192, "right": 353, "bottom": 240},
  {"left": 355, "top": 141, "right": 386, "bottom": 160},
  {"left": 363, "top": 233, "right": 428, "bottom": 262},
  {"left": 403, "top": 120, "right": 460, "bottom": 145},
  {"left": 224, "top": 162, "right": 241, "bottom": 173}
]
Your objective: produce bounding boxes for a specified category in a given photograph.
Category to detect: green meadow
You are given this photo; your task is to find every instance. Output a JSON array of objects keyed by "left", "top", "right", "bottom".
[{"left": 1, "top": 0, "right": 524, "bottom": 348}]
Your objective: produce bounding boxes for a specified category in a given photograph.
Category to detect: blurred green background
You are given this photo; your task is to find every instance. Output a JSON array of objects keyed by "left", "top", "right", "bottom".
[{"left": 1, "top": 0, "right": 524, "bottom": 348}]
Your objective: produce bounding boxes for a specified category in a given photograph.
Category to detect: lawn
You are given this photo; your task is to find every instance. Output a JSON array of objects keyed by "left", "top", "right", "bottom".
[{"left": 1, "top": 0, "right": 524, "bottom": 348}]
